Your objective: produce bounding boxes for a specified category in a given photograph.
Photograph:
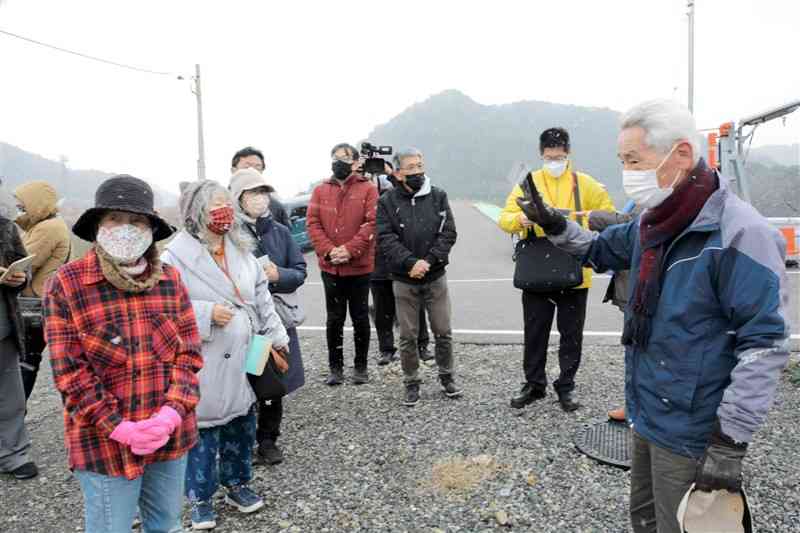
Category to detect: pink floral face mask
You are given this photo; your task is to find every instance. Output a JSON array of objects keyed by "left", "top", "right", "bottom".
[{"left": 97, "top": 224, "right": 153, "bottom": 263}]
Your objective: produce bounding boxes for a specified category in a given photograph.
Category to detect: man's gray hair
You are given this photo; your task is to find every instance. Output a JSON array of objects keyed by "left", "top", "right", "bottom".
[
  {"left": 620, "top": 99, "right": 700, "bottom": 164},
  {"left": 393, "top": 147, "right": 424, "bottom": 171},
  {"left": 178, "top": 180, "right": 254, "bottom": 252}
]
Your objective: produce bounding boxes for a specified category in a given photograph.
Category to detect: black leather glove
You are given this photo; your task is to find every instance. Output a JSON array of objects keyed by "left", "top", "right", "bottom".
[
  {"left": 696, "top": 419, "right": 748, "bottom": 493},
  {"left": 587, "top": 211, "right": 634, "bottom": 232},
  {"left": 516, "top": 178, "right": 567, "bottom": 235}
]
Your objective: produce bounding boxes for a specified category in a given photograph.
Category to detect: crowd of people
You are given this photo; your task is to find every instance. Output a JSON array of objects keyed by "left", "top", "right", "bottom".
[{"left": 0, "top": 98, "right": 791, "bottom": 533}]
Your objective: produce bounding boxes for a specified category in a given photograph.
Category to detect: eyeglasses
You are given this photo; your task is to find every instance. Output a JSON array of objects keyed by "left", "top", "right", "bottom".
[
  {"left": 400, "top": 163, "right": 425, "bottom": 172},
  {"left": 542, "top": 156, "right": 568, "bottom": 163},
  {"left": 332, "top": 157, "right": 355, "bottom": 165}
]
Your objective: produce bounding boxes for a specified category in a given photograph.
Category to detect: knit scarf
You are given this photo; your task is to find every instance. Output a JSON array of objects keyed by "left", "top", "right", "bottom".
[
  {"left": 95, "top": 244, "right": 163, "bottom": 293},
  {"left": 621, "top": 159, "right": 718, "bottom": 348}
]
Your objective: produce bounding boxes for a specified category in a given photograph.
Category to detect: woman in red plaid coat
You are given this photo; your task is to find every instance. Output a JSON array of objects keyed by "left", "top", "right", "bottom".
[{"left": 43, "top": 176, "right": 203, "bottom": 533}]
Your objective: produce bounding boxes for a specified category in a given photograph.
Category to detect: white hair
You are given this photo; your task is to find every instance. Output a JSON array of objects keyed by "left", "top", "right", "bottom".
[
  {"left": 392, "top": 147, "right": 424, "bottom": 170},
  {"left": 620, "top": 99, "right": 700, "bottom": 164}
]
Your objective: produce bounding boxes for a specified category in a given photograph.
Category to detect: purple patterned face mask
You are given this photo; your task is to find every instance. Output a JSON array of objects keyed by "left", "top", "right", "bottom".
[{"left": 97, "top": 224, "right": 153, "bottom": 264}]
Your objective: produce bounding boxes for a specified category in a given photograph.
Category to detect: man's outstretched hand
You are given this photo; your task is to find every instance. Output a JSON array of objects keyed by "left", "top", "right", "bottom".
[{"left": 516, "top": 178, "right": 567, "bottom": 235}]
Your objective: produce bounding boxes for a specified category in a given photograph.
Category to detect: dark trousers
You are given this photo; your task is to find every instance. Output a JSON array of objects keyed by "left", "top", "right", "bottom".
[
  {"left": 630, "top": 432, "right": 696, "bottom": 533},
  {"left": 322, "top": 272, "right": 371, "bottom": 371},
  {"left": 256, "top": 398, "right": 283, "bottom": 445},
  {"left": 370, "top": 279, "right": 429, "bottom": 354},
  {"left": 20, "top": 323, "right": 46, "bottom": 401},
  {"left": 522, "top": 288, "right": 588, "bottom": 394}
]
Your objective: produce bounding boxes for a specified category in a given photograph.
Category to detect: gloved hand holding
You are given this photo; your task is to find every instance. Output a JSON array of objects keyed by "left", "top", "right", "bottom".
[
  {"left": 110, "top": 419, "right": 171, "bottom": 456},
  {"left": 516, "top": 178, "right": 567, "bottom": 235},
  {"left": 695, "top": 419, "right": 748, "bottom": 493},
  {"left": 587, "top": 211, "right": 634, "bottom": 232},
  {"left": 150, "top": 405, "right": 182, "bottom": 434}
]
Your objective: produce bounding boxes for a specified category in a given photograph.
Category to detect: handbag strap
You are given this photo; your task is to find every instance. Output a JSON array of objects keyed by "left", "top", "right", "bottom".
[{"left": 572, "top": 171, "right": 584, "bottom": 227}]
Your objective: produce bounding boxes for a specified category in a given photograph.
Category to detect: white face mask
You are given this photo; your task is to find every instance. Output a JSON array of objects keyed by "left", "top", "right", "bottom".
[
  {"left": 243, "top": 193, "right": 270, "bottom": 218},
  {"left": 544, "top": 160, "right": 568, "bottom": 178},
  {"left": 622, "top": 145, "right": 682, "bottom": 208},
  {"left": 97, "top": 224, "right": 153, "bottom": 264}
]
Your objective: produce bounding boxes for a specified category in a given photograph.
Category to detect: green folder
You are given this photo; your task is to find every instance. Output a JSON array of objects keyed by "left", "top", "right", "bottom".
[{"left": 245, "top": 334, "right": 272, "bottom": 376}]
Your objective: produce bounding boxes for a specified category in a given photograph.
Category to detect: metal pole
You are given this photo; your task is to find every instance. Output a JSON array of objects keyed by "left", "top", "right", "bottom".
[
  {"left": 193, "top": 63, "right": 206, "bottom": 180},
  {"left": 687, "top": 1, "right": 695, "bottom": 113}
]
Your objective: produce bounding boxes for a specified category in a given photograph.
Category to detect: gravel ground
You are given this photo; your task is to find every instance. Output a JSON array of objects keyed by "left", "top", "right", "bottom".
[{"left": 3, "top": 336, "right": 799, "bottom": 532}]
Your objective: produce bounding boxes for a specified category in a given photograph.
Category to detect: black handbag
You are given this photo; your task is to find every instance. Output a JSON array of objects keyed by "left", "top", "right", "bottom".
[
  {"left": 513, "top": 172, "right": 584, "bottom": 292},
  {"left": 247, "top": 349, "right": 289, "bottom": 401}
]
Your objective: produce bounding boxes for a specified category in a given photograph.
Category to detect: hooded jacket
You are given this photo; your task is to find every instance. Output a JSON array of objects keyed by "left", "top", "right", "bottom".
[
  {"left": 376, "top": 176, "right": 457, "bottom": 285},
  {"left": 14, "top": 181, "right": 71, "bottom": 297},
  {"left": 550, "top": 166, "right": 790, "bottom": 458}
]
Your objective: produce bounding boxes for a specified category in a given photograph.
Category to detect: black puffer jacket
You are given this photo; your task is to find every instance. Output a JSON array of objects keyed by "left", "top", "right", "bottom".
[
  {"left": 376, "top": 178, "right": 457, "bottom": 285},
  {"left": 0, "top": 216, "right": 28, "bottom": 354},
  {"left": 371, "top": 176, "right": 395, "bottom": 281}
]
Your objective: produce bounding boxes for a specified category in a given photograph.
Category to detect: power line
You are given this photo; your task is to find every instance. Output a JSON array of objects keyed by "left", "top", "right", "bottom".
[{"left": 0, "top": 27, "right": 182, "bottom": 77}]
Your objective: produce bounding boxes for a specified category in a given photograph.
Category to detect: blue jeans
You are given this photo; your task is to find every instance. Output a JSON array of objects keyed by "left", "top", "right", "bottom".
[
  {"left": 185, "top": 409, "right": 256, "bottom": 503},
  {"left": 74, "top": 455, "right": 187, "bottom": 533}
]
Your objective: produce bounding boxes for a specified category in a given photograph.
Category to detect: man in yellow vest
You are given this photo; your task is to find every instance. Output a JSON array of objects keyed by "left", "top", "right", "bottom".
[{"left": 498, "top": 128, "right": 615, "bottom": 411}]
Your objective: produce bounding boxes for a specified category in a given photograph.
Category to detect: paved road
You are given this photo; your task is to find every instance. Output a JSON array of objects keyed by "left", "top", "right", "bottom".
[{"left": 297, "top": 201, "right": 799, "bottom": 347}]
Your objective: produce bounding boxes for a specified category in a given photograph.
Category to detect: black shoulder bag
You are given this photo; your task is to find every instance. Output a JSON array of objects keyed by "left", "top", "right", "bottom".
[{"left": 512, "top": 172, "right": 584, "bottom": 292}]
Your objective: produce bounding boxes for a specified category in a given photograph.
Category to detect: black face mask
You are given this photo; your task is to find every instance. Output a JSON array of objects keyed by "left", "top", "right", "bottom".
[
  {"left": 332, "top": 161, "right": 352, "bottom": 180},
  {"left": 404, "top": 173, "right": 425, "bottom": 192}
]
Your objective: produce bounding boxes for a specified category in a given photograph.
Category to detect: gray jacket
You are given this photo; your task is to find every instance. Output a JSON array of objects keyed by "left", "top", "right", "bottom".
[{"left": 162, "top": 231, "right": 289, "bottom": 429}]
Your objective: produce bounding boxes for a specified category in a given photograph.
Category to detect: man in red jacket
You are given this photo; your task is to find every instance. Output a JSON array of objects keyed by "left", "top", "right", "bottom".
[{"left": 307, "top": 143, "right": 378, "bottom": 386}]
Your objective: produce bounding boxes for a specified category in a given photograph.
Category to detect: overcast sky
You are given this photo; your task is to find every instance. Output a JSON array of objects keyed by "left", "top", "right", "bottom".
[{"left": 1, "top": 0, "right": 798, "bottom": 198}]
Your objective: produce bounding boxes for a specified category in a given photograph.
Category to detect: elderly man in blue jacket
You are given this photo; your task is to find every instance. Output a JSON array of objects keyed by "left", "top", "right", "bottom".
[{"left": 517, "top": 99, "right": 791, "bottom": 533}]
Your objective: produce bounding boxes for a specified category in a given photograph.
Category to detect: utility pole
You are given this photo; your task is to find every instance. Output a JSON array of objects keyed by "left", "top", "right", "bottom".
[
  {"left": 687, "top": 0, "right": 695, "bottom": 113},
  {"left": 192, "top": 64, "right": 207, "bottom": 180}
]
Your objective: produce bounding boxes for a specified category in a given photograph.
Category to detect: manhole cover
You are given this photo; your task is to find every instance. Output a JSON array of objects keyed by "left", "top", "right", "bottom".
[{"left": 574, "top": 419, "right": 632, "bottom": 469}]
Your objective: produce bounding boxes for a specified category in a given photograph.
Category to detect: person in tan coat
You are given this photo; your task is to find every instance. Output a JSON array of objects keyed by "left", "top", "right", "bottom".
[
  {"left": 13, "top": 180, "right": 70, "bottom": 399},
  {"left": 14, "top": 181, "right": 71, "bottom": 297}
]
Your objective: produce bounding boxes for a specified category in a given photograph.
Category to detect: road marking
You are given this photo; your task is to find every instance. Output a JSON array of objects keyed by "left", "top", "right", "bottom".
[
  {"left": 296, "top": 326, "right": 800, "bottom": 340},
  {"left": 305, "top": 275, "right": 613, "bottom": 286},
  {"left": 304, "top": 271, "right": 797, "bottom": 286}
]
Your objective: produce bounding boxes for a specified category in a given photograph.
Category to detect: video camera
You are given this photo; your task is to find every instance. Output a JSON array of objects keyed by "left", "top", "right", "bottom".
[{"left": 360, "top": 142, "right": 392, "bottom": 176}]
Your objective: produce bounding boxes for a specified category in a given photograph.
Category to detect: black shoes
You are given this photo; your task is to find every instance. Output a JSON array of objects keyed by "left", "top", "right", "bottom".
[
  {"left": 419, "top": 345, "right": 434, "bottom": 362},
  {"left": 377, "top": 351, "right": 394, "bottom": 366},
  {"left": 256, "top": 440, "right": 284, "bottom": 465},
  {"left": 352, "top": 368, "right": 369, "bottom": 385},
  {"left": 11, "top": 462, "right": 38, "bottom": 480},
  {"left": 557, "top": 391, "right": 581, "bottom": 412},
  {"left": 404, "top": 384, "right": 420, "bottom": 406},
  {"left": 510, "top": 383, "right": 547, "bottom": 409},
  {"left": 325, "top": 368, "right": 344, "bottom": 386},
  {"left": 440, "top": 375, "right": 462, "bottom": 398}
]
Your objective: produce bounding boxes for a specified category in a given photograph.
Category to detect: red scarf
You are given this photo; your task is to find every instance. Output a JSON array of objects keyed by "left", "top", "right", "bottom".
[{"left": 622, "top": 159, "right": 718, "bottom": 348}]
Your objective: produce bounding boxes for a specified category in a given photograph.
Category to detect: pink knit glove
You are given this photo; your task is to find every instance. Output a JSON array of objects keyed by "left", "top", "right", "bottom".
[
  {"left": 110, "top": 419, "right": 170, "bottom": 456},
  {"left": 150, "top": 406, "right": 182, "bottom": 434}
]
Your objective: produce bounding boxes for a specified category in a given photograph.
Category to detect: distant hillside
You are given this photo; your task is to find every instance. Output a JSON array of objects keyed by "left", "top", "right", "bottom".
[
  {"left": 0, "top": 142, "right": 177, "bottom": 209},
  {"left": 365, "top": 90, "right": 798, "bottom": 216},
  {"left": 750, "top": 144, "right": 800, "bottom": 167},
  {"left": 747, "top": 161, "right": 800, "bottom": 217},
  {"left": 367, "top": 90, "right": 626, "bottom": 206}
]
